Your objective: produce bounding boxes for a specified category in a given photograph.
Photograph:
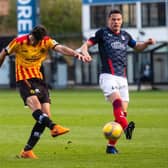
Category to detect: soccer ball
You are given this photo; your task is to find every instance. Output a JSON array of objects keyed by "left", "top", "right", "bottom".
[{"left": 103, "top": 121, "right": 123, "bottom": 140}]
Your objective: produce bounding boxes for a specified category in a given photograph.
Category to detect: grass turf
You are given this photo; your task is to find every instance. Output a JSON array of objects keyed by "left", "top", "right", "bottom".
[{"left": 0, "top": 89, "right": 168, "bottom": 168}]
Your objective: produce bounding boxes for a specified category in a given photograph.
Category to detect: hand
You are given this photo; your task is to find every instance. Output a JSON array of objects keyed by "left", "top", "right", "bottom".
[
  {"left": 82, "top": 54, "right": 92, "bottom": 62},
  {"left": 146, "top": 38, "right": 156, "bottom": 45},
  {"left": 74, "top": 52, "right": 92, "bottom": 63}
]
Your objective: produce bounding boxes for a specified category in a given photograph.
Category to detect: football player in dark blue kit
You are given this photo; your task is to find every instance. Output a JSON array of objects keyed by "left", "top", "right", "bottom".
[{"left": 80, "top": 9, "right": 155, "bottom": 154}]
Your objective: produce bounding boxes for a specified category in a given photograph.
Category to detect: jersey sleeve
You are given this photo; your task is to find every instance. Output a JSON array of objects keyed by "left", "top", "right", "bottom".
[
  {"left": 5, "top": 38, "right": 18, "bottom": 55},
  {"left": 44, "top": 36, "right": 59, "bottom": 49},
  {"left": 127, "top": 32, "right": 136, "bottom": 48},
  {"left": 87, "top": 29, "right": 103, "bottom": 45}
]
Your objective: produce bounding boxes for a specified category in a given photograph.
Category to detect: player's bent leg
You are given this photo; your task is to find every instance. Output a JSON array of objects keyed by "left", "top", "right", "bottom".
[
  {"left": 20, "top": 150, "right": 38, "bottom": 159},
  {"left": 113, "top": 99, "right": 128, "bottom": 129},
  {"left": 32, "top": 109, "right": 70, "bottom": 137},
  {"left": 51, "top": 124, "right": 70, "bottom": 137},
  {"left": 32, "top": 109, "right": 55, "bottom": 129}
]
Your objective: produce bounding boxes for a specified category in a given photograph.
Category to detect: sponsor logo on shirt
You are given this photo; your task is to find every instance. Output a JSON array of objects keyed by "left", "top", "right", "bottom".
[
  {"left": 108, "top": 33, "right": 113, "bottom": 37},
  {"left": 111, "top": 41, "right": 126, "bottom": 50}
]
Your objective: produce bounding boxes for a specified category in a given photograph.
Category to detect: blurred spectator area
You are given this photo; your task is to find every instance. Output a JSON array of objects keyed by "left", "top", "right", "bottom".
[{"left": 0, "top": 36, "right": 15, "bottom": 88}]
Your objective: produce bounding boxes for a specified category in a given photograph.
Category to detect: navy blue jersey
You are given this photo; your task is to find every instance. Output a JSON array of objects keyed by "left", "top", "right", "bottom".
[{"left": 88, "top": 27, "right": 136, "bottom": 77}]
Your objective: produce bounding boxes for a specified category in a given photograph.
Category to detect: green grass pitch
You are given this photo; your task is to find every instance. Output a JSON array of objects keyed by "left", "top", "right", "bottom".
[{"left": 0, "top": 89, "right": 168, "bottom": 168}]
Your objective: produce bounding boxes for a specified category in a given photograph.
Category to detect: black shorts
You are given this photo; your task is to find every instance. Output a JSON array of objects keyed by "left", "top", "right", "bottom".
[{"left": 16, "top": 78, "right": 51, "bottom": 105}]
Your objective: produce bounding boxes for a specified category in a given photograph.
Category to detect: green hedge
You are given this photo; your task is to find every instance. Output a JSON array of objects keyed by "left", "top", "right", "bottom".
[{"left": 0, "top": 0, "right": 82, "bottom": 35}]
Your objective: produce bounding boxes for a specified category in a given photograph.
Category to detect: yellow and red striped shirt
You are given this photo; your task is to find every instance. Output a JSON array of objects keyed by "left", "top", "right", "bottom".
[{"left": 6, "top": 35, "right": 58, "bottom": 81}]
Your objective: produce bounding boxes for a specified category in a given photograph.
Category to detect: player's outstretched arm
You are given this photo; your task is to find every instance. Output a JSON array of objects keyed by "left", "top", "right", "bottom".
[
  {"left": 53, "top": 44, "right": 91, "bottom": 62},
  {"left": 0, "top": 49, "right": 7, "bottom": 67},
  {"left": 80, "top": 41, "right": 93, "bottom": 61},
  {"left": 134, "top": 38, "right": 156, "bottom": 52},
  {"left": 80, "top": 43, "right": 90, "bottom": 57}
]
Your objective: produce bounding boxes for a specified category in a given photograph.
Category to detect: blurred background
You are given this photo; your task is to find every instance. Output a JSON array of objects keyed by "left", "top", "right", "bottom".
[{"left": 0, "top": 0, "right": 168, "bottom": 90}]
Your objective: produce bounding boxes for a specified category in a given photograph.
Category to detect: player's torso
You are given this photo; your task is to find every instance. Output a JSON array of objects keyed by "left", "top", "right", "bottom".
[
  {"left": 99, "top": 28, "right": 130, "bottom": 63},
  {"left": 15, "top": 42, "right": 48, "bottom": 67},
  {"left": 7, "top": 35, "right": 55, "bottom": 81},
  {"left": 98, "top": 28, "right": 130, "bottom": 76}
]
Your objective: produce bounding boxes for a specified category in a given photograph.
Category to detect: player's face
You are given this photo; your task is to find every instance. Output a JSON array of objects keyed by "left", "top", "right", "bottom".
[
  {"left": 29, "top": 34, "right": 39, "bottom": 46},
  {"left": 108, "top": 13, "right": 122, "bottom": 33}
]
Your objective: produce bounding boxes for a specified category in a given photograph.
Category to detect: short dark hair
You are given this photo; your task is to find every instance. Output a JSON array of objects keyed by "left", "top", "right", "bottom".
[
  {"left": 108, "top": 9, "right": 122, "bottom": 18},
  {"left": 30, "top": 25, "right": 48, "bottom": 41}
]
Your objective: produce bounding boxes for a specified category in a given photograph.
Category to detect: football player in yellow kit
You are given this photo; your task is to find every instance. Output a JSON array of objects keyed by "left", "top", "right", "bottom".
[{"left": 0, "top": 25, "right": 92, "bottom": 159}]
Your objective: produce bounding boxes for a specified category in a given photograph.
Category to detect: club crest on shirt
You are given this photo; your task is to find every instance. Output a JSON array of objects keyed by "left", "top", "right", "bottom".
[
  {"left": 121, "top": 35, "right": 125, "bottom": 40},
  {"left": 111, "top": 41, "right": 126, "bottom": 50},
  {"left": 52, "top": 39, "right": 58, "bottom": 45}
]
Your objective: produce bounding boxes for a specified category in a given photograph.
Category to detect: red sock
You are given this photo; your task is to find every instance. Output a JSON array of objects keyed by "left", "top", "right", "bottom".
[
  {"left": 108, "top": 139, "right": 117, "bottom": 146},
  {"left": 113, "top": 99, "right": 128, "bottom": 129}
]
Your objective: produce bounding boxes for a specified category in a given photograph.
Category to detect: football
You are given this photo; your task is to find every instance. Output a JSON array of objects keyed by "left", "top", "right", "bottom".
[{"left": 103, "top": 121, "right": 123, "bottom": 140}]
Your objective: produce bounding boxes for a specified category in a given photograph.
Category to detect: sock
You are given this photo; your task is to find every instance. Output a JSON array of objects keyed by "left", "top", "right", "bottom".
[
  {"left": 113, "top": 99, "right": 128, "bottom": 129},
  {"left": 32, "top": 109, "right": 55, "bottom": 130},
  {"left": 108, "top": 139, "right": 117, "bottom": 146},
  {"left": 24, "top": 122, "right": 46, "bottom": 151}
]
